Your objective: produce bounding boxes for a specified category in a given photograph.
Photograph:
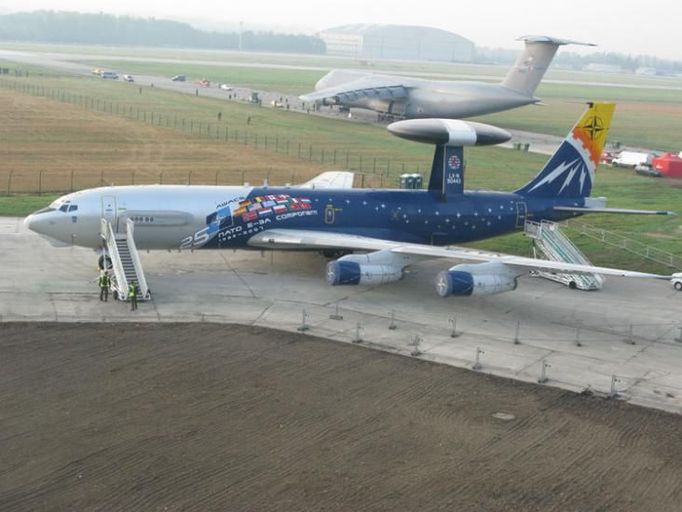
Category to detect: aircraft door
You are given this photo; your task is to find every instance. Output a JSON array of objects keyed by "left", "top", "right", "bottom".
[
  {"left": 101, "top": 195, "right": 117, "bottom": 231},
  {"left": 324, "top": 204, "right": 336, "bottom": 224},
  {"left": 515, "top": 201, "right": 527, "bottom": 228}
]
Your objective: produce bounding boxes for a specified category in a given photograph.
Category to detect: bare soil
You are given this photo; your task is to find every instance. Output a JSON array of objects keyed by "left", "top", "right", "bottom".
[{"left": 1, "top": 323, "right": 681, "bottom": 511}]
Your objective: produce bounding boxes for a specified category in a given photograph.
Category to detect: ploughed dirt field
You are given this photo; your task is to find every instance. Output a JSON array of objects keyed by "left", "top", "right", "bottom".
[{"left": 1, "top": 323, "right": 681, "bottom": 511}]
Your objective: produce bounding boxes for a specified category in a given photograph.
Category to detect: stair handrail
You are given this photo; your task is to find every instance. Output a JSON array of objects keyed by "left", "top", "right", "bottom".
[
  {"left": 542, "top": 222, "right": 592, "bottom": 266},
  {"left": 525, "top": 219, "right": 603, "bottom": 290},
  {"left": 125, "top": 219, "right": 149, "bottom": 298},
  {"left": 100, "top": 218, "right": 129, "bottom": 299}
]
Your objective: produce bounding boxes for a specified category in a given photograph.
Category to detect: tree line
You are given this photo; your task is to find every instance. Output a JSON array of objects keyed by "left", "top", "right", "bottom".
[{"left": 0, "top": 11, "right": 326, "bottom": 54}]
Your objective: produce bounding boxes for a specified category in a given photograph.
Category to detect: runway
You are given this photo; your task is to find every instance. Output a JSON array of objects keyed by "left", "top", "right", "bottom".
[{"left": 2, "top": 217, "right": 681, "bottom": 414}]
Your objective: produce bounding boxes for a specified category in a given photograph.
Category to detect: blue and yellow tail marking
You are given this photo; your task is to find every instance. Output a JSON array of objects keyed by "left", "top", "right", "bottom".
[{"left": 517, "top": 102, "right": 615, "bottom": 199}]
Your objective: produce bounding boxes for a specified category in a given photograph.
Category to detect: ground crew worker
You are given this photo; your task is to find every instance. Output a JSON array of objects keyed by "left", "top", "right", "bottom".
[
  {"left": 98, "top": 271, "right": 110, "bottom": 302},
  {"left": 128, "top": 281, "right": 139, "bottom": 311}
]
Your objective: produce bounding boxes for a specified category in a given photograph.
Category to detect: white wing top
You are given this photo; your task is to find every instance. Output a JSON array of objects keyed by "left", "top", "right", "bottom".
[{"left": 247, "top": 229, "right": 671, "bottom": 280}]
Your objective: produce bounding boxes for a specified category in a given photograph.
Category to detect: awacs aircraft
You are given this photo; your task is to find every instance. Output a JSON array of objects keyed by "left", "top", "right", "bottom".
[
  {"left": 25, "top": 103, "right": 679, "bottom": 298},
  {"left": 301, "top": 36, "right": 593, "bottom": 120}
]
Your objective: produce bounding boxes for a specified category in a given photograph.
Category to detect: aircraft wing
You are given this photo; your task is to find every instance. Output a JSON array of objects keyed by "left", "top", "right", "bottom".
[
  {"left": 300, "top": 76, "right": 410, "bottom": 104},
  {"left": 300, "top": 171, "right": 354, "bottom": 189},
  {"left": 247, "top": 229, "right": 671, "bottom": 279},
  {"left": 553, "top": 206, "right": 676, "bottom": 216}
]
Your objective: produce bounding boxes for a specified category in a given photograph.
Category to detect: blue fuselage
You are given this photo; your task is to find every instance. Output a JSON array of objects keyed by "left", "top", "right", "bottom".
[
  {"left": 208, "top": 187, "right": 577, "bottom": 249},
  {"left": 24, "top": 185, "right": 580, "bottom": 251}
]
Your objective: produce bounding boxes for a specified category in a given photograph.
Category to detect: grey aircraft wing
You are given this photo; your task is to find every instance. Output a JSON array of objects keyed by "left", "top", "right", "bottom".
[{"left": 299, "top": 74, "right": 410, "bottom": 105}]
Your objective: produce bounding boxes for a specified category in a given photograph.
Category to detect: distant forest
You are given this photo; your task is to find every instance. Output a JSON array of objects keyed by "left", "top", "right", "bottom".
[{"left": 0, "top": 11, "right": 326, "bottom": 54}]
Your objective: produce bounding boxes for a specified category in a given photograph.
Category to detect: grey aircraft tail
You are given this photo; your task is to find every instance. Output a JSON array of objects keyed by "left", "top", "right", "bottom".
[{"left": 501, "top": 36, "right": 595, "bottom": 98}]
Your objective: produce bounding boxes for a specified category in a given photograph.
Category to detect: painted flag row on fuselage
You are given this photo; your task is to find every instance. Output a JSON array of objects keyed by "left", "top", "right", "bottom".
[{"left": 206, "top": 194, "right": 312, "bottom": 234}]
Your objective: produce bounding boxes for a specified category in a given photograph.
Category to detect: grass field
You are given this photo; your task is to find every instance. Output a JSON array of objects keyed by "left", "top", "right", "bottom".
[
  {"left": 0, "top": 71, "right": 679, "bottom": 271},
  {"left": 0, "top": 88, "right": 333, "bottom": 201}
]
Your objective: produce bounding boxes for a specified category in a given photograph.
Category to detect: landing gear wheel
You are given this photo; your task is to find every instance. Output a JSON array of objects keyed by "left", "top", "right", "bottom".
[
  {"left": 568, "top": 281, "right": 577, "bottom": 290},
  {"left": 113, "top": 290, "right": 119, "bottom": 301},
  {"left": 98, "top": 255, "right": 112, "bottom": 271}
]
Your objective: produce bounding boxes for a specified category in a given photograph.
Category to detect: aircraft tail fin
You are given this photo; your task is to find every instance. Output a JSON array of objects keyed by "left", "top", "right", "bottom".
[
  {"left": 501, "top": 36, "right": 595, "bottom": 97},
  {"left": 516, "top": 102, "right": 616, "bottom": 199}
]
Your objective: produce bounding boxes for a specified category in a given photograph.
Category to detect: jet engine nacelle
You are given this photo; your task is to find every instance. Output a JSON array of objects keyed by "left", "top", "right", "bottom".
[
  {"left": 326, "top": 261, "right": 403, "bottom": 285},
  {"left": 326, "top": 250, "right": 418, "bottom": 286},
  {"left": 436, "top": 261, "right": 518, "bottom": 297}
]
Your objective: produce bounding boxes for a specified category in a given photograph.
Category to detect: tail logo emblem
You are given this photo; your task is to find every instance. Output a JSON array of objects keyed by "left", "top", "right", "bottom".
[
  {"left": 582, "top": 116, "right": 604, "bottom": 141},
  {"left": 448, "top": 154, "right": 461, "bottom": 170}
]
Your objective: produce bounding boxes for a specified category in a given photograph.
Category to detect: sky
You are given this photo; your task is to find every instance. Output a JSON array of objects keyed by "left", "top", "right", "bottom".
[{"left": 1, "top": 0, "right": 681, "bottom": 60}]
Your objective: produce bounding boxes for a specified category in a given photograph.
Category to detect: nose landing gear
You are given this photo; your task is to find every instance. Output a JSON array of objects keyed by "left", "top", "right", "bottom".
[{"left": 98, "top": 254, "right": 113, "bottom": 271}]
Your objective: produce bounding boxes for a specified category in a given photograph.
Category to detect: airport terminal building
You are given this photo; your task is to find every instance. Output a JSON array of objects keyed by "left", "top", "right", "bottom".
[{"left": 319, "top": 24, "right": 475, "bottom": 63}]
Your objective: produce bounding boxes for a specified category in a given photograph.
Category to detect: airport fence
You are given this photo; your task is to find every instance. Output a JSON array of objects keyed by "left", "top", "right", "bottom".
[
  {"left": 0, "top": 75, "right": 431, "bottom": 195},
  {"left": 564, "top": 219, "right": 682, "bottom": 270}
]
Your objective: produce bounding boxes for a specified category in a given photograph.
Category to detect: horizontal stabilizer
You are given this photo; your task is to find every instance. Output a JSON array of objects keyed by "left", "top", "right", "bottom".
[
  {"left": 517, "top": 35, "right": 596, "bottom": 46},
  {"left": 554, "top": 206, "right": 677, "bottom": 216}
]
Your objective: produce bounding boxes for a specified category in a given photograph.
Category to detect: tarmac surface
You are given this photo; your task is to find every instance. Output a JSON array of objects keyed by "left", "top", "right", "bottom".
[
  {"left": 2, "top": 322, "right": 682, "bottom": 512},
  {"left": 2, "top": 217, "right": 682, "bottom": 415}
]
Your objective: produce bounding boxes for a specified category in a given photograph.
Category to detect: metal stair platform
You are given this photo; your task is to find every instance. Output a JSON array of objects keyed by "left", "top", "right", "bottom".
[
  {"left": 524, "top": 220, "right": 603, "bottom": 291},
  {"left": 101, "top": 218, "right": 150, "bottom": 301}
]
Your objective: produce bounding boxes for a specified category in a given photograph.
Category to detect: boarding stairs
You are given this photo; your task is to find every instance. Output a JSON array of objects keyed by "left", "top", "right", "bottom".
[
  {"left": 100, "top": 218, "right": 150, "bottom": 301},
  {"left": 524, "top": 220, "right": 604, "bottom": 291}
]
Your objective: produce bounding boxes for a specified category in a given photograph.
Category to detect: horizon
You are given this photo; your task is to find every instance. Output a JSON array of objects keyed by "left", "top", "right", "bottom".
[{"left": 0, "top": 1, "right": 680, "bottom": 61}]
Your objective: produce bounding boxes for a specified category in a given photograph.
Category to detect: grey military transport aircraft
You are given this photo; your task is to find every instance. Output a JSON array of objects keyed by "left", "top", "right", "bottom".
[{"left": 301, "top": 36, "right": 593, "bottom": 119}]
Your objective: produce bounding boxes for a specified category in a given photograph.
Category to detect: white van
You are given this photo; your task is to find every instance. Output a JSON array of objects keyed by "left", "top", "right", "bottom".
[
  {"left": 612, "top": 151, "right": 653, "bottom": 168},
  {"left": 101, "top": 71, "right": 118, "bottom": 80}
]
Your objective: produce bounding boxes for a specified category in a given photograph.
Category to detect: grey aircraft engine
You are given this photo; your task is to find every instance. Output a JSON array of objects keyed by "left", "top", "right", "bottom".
[
  {"left": 326, "top": 250, "right": 420, "bottom": 286},
  {"left": 435, "top": 261, "right": 518, "bottom": 297}
]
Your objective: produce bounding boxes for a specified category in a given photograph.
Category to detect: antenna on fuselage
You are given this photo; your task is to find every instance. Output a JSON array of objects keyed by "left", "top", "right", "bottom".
[{"left": 387, "top": 119, "right": 511, "bottom": 201}]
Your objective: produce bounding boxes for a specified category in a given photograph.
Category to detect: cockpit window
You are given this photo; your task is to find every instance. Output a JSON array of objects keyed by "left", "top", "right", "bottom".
[
  {"left": 59, "top": 204, "right": 69, "bottom": 212},
  {"left": 68, "top": 205, "right": 78, "bottom": 212}
]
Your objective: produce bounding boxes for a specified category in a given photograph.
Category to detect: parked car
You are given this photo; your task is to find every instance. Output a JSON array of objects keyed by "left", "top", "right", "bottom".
[
  {"left": 171, "top": 74, "right": 186, "bottom": 82},
  {"left": 123, "top": 74, "right": 134, "bottom": 83},
  {"left": 673, "top": 274, "right": 682, "bottom": 292},
  {"left": 100, "top": 71, "right": 118, "bottom": 80},
  {"left": 219, "top": 83, "right": 233, "bottom": 91}
]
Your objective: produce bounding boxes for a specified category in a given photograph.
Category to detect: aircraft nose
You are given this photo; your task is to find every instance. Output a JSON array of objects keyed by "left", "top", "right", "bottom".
[
  {"left": 24, "top": 209, "right": 56, "bottom": 235},
  {"left": 24, "top": 213, "right": 41, "bottom": 233}
]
